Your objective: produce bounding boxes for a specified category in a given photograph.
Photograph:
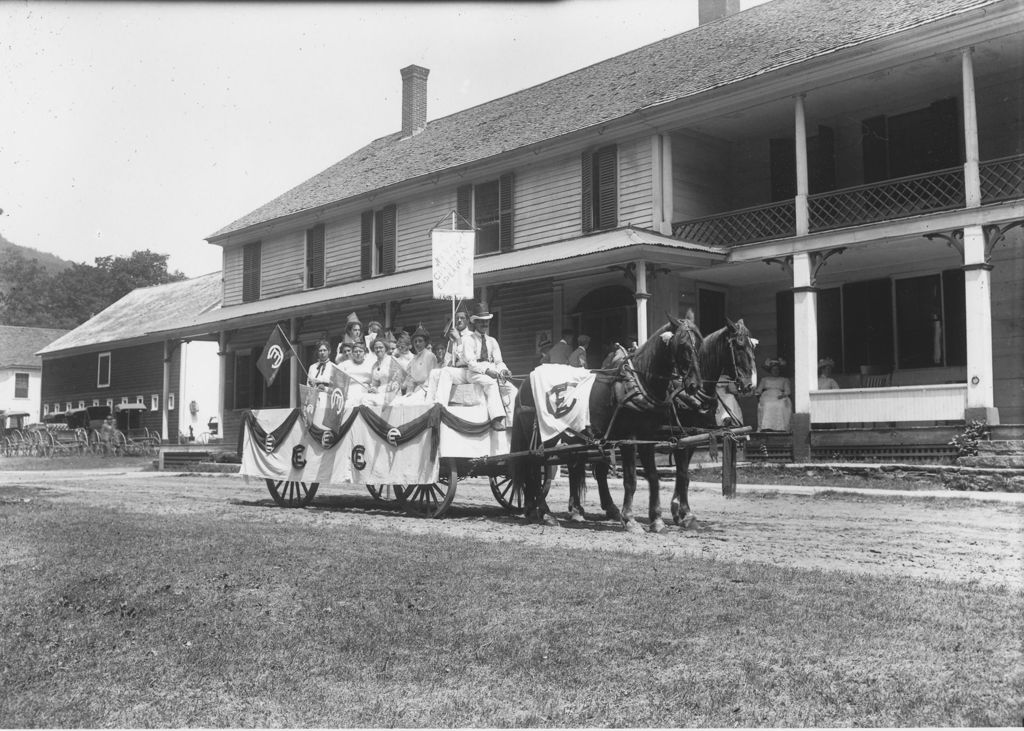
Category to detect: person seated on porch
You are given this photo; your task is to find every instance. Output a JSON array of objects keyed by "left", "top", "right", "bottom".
[
  {"left": 755, "top": 357, "right": 792, "bottom": 432},
  {"left": 432, "top": 303, "right": 514, "bottom": 430},
  {"left": 398, "top": 325, "right": 438, "bottom": 403},
  {"left": 339, "top": 340, "right": 373, "bottom": 406},
  {"left": 715, "top": 375, "right": 743, "bottom": 427},
  {"left": 818, "top": 357, "right": 840, "bottom": 390}
]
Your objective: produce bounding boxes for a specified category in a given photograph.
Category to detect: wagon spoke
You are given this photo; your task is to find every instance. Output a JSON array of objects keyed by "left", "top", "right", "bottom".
[{"left": 265, "top": 479, "right": 319, "bottom": 508}]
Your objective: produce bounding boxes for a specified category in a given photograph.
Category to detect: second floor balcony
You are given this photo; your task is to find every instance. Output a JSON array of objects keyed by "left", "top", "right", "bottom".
[{"left": 672, "top": 153, "right": 1024, "bottom": 248}]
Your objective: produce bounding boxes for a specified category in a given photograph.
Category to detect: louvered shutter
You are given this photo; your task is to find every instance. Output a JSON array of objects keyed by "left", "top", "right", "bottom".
[
  {"left": 360, "top": 210, "right": 373, "bottom": 280},
  {"left": 242, "top": 242, "right": 261, "bottom": 302},
  {"left": 596, "top": 144, "right": 618, "bottom": 230},
  {"left": 456, "top": 184, "right": 473, "bottom": 230},
  {"left": 381, "top": 204, "right": 397, "bottom": 275},
  {"left": 581, "top": 150, "right": 594, "bottom": 233},
  {"left": 498, "top": 173, "right": 514, "bottom": 251},
  {"left": 306, "top": 223, "right": 325, "bottom": 288}
]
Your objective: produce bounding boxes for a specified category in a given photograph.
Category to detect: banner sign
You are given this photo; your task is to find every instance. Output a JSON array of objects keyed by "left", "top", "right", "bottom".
[{"left": 431, "top": 229, "right": 475, "bottom": 299}]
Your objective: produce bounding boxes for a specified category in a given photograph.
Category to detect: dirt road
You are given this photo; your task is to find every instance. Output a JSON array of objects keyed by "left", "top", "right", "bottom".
[{"left": 2, "top": 468, "right": 1022, "bottom": 589}]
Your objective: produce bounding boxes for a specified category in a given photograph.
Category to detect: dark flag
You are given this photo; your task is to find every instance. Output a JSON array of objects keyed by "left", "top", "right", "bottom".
[{"left": 257, "top": 325, "right": 293, "bottom": 387}]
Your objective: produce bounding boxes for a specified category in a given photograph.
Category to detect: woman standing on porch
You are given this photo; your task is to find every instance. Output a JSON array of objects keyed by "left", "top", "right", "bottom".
[{"left": 756, "top": 357, "right": 792, "bottom": 432}]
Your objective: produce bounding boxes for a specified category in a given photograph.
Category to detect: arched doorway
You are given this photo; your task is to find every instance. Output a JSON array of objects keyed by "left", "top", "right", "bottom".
[{"left": 570, "top": 285, "right": 636, "bottom": 368}]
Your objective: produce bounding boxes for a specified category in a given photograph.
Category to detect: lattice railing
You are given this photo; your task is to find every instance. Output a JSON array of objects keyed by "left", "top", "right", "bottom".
[
  {"left": 809, "top": 167, "right": 964, "bottom": 232},
  {"left": 672, "top": 200, "right": 795, "bottom": 247},
  {"left": 980, "top": 153, "right": 1024, "bottom": 204}
]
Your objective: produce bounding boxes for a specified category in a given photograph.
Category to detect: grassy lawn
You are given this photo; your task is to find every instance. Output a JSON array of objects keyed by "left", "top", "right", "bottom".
[{"left": 1, "top": 494, "right": 1021, "bottom": 727}]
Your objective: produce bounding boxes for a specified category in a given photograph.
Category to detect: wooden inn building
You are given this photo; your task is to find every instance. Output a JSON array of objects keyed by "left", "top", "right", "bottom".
[{"left": 40, "top": 0, "right": 1024, "bottom": 462}]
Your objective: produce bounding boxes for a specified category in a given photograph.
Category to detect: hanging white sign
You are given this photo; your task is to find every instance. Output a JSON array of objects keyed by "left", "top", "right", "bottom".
[{"left": 431, "top": 229, "right": 475, "bottom": 299}]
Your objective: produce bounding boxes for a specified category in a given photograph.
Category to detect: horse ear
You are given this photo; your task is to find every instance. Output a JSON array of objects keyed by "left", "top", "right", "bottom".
[
  {"left": 667, "top": 311, "right": 683, "bottom": 329},
  {"left": 725, "top": 317, "right": 737, "bottom": 332}
]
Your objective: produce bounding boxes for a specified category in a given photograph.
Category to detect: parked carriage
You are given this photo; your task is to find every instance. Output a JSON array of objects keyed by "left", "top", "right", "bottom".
[{"left": 243, "top": 318, "right": 757, "bottom": 527}]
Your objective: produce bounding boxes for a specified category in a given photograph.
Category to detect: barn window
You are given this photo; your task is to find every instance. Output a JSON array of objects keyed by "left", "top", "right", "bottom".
[
  {"left": 97, "top": 352, "right": 111, "bottom": 388},
  {"left": 457, "top": 173, "right": 515, "bottom": 255},
  {"left": 582, "top": 144, "right": 618, "bottom": 233},
  {"left": 306, "top": 223, "right": 325, "bottom": 289},
  {"left": 360, "top": 204, "right": 396, "bottom": 279},
  {"left": 242, "top": 241, "right": 261, "bottom": 302}
]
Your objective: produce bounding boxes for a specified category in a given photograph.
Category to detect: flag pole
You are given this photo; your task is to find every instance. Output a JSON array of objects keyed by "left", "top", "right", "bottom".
[{"left": 277, "top": 322, "right": 307, "bottom": 374}]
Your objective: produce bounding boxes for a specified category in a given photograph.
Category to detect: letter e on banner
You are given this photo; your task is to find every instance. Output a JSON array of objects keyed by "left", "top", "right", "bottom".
[{"left": 431, "top": 229, "right": 475, "bottom": 299}]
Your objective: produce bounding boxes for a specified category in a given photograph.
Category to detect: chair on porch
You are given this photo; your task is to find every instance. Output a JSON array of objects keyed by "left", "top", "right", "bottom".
[{"left": 859, "top": 365, "right": 892, "bottom": 388}]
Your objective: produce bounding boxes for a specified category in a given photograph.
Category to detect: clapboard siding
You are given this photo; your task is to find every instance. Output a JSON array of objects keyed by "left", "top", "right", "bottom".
[
  {"left": 260, "top": 230, "right": 304, "bottom": 298},
  {"left": 492, "top": 278, "right": 555, "bottom": 375},
  {"left": 324, "top": 217, "right": 361, "bottom": 285},
  {"left": 618, "top": 136, "right": 653, "bottom": 228},
  {"left": 514, "top": 155, "right": 581, "bottom": 248},
  {"left": 41, "top": 343, "right": 180, "bottom": 436},
  {"left": 672, "top": 131, "right": 732, "bottom": 220},
  {"left": 991, "top": 238, "right": 1023, "bottom": 423},
  {"left": 399, "top": 194, "right": 453, "bottom": 270}
]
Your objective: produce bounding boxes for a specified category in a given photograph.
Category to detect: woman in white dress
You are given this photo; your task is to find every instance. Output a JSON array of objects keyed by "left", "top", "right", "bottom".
[
  {"left": 817, "top": 357, "right": 840, "bottom": 390},
  {"left": 399, "top": 325, "right": 438, "bottom": 403},
  {"left": 339, "top": 340, "right": 373, "bottom": 407},
  {"left": 755, "top": 357, "right": 792, "bottom": 432},
  {"left": 715, "top": 375, "right": 743, "bottom": 426}
]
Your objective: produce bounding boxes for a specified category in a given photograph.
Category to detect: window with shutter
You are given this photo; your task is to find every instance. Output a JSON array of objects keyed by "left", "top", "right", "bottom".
[
  {"left": 242, "top": 242, "right": 261, "bottom": 302},
  {"left": 306, "top": 223, "right": 325, "bottom": 289},
  {"left": 582, "top": 145, "right": 617, "bottom": 232},
  {"left": 360, "top": 206, "right": 397, "bottom": 278},
  {"left": 457, "top": 174, "right": 515, "bottom": 256}
]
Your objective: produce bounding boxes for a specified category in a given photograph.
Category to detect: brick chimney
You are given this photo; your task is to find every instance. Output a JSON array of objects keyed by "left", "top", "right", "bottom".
[
  {"left": 400, "top": 64, "right": 429, "bottom": 137},
  {"left": 699, "top": 0, "right": 740, "bottom": 24}
]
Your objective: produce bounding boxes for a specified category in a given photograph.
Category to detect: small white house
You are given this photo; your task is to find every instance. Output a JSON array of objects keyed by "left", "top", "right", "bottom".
[{"left": 0, "top": 325, "right": 68, "bottom": 426}]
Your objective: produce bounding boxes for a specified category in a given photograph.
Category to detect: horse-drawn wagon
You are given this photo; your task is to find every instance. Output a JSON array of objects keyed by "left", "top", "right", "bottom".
[{"left": 241, "top": 316, "right": 757, "bottom": 530}]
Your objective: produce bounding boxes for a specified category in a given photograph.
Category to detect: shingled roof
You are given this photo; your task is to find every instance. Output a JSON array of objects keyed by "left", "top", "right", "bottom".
[
  {"left": 210, "top": 0, "right": 999, "bottom": 239},
  {"left": 37, "top": 273, "right": 222, "bottom": 356},
  {"left": 0, "top": 326, "right": 69, "bottom": 369}
]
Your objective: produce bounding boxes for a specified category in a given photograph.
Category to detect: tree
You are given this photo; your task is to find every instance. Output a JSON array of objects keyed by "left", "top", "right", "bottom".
[
  {"left": 0, "top": 249, "right": 189, "bottom": 329},
  {"left": 0, "top": 252, "right": 54, "bottom": 327}
]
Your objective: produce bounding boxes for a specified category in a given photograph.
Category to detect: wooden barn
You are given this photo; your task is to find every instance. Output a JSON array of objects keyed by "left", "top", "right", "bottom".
[{"left": 136, "top": 0, "right": 1021, "bottom": 461}]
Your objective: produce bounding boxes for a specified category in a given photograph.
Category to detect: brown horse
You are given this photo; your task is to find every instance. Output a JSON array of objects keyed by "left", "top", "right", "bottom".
[
  {"left": 511, "top": 313, "right": 703, "bottom": 531},
  {"left": 670, "top": 318, "right": 758, "bottom": 527}
]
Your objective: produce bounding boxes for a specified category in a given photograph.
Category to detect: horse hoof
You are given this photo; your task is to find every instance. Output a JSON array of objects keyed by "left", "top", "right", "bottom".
[
  {"left": 541, "top": 513, "right": 561, "bottom": 528},
  {"left": 681, "top": 513, "right": 698, "bottom": 530},
  {"left": 568, "top": 510, "right": 586, "bottom": 523},
  {"left": 624, "top": 520, "right": 644, "bottom": 534},
  {"left": 605, "top": 511, "right": 623, "bottom": 523},
  {"left": 650, "top": 518, "right": 667, "bottom": 534}
]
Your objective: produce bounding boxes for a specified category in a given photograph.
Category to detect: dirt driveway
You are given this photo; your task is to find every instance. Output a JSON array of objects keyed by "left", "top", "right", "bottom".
[{"left": 2, "top": 468, "right": 1022, "bottom": 590}]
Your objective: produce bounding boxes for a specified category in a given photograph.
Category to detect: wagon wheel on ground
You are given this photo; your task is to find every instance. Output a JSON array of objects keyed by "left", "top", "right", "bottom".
[
  {"left": 265, "top": 479, "right": 320, "bottom": 508},
  {"left": 403, "top": 459, "right": 456, "bottom": 519},
  {"left": 366, "top": 483, "right": 408, "bottom": 505},
  {"left": 87, "top": 430, "right": 100, "bottom": 455},
  {"left": 111, "top": 431, "right": 128, "bottom": 457},
  {"left": 36, "top": 432, "right": 54, "bottom": 458},
  {"left": 490, "top": 464, "right": 555, "bottom": 515}
]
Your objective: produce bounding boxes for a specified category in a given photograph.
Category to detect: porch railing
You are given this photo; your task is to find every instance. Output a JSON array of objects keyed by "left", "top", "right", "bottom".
[
  {"left": 671, "top": 200, "right": 795, "bottom": 246},
  {"left": 808, "top": 383, "right": 967, "bottom": 424},
  {"left": 672, "top": 153, "right": 1024, "bottom": 248}
]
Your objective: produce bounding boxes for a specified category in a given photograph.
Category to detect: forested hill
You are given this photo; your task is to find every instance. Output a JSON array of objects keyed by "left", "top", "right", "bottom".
[{"left": 0, "top": 233, "right": 74, "bottom": 275}]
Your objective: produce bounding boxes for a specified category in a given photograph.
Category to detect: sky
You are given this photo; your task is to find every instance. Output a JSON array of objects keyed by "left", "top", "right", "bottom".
[{"left": 2, "top": 0, "right": 769, "bottom": 278}]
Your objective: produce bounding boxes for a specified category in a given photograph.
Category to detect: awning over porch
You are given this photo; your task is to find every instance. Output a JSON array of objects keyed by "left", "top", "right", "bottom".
[{"left": 148, "top": 226, "right": 727, "bottom": 340}]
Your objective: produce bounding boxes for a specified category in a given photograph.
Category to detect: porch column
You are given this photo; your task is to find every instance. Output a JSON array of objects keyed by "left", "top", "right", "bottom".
[
  {"left": 634, "top": 261, "right": 650, "bottom": 342},
  {"left": 288, "top": 318, "right": 298, "bottom": 409},
  {"left": 651, "top": 134, "right": 675, "bottom": 236},
  {"left": 962, "top": 225, "right": 998, "bottom": 423},
  {"left": 962, "top": 48, "right": 981, "bottom": 208},
  {"left": 218, "top": 331, "right": 228, "bottom": 429},
  {"left": 162, "top": 340, "right": 171, "bottom": 444},
  {"left": 791, "top": 252, "right": 816, "bottom": 462},
  {"left": 552, "top": 282, "right": 564, "bottom": 339},
  {"left": 794, "top": 94, "right": 809, "bottom": 236}
]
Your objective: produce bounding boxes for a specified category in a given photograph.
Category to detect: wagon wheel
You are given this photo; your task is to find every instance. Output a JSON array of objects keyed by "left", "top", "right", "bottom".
[
  {"left": 265, "top": 479, "right": 320, "bottom": 508},
  {"left": 403, "top": 459, "right": 456, "bottom": 519},
  {"left": 366, "top": 483, "right": 408, "bottom": 505},
  {"left": 490, "top": 462, "right": 554, "bottom": 515}
]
